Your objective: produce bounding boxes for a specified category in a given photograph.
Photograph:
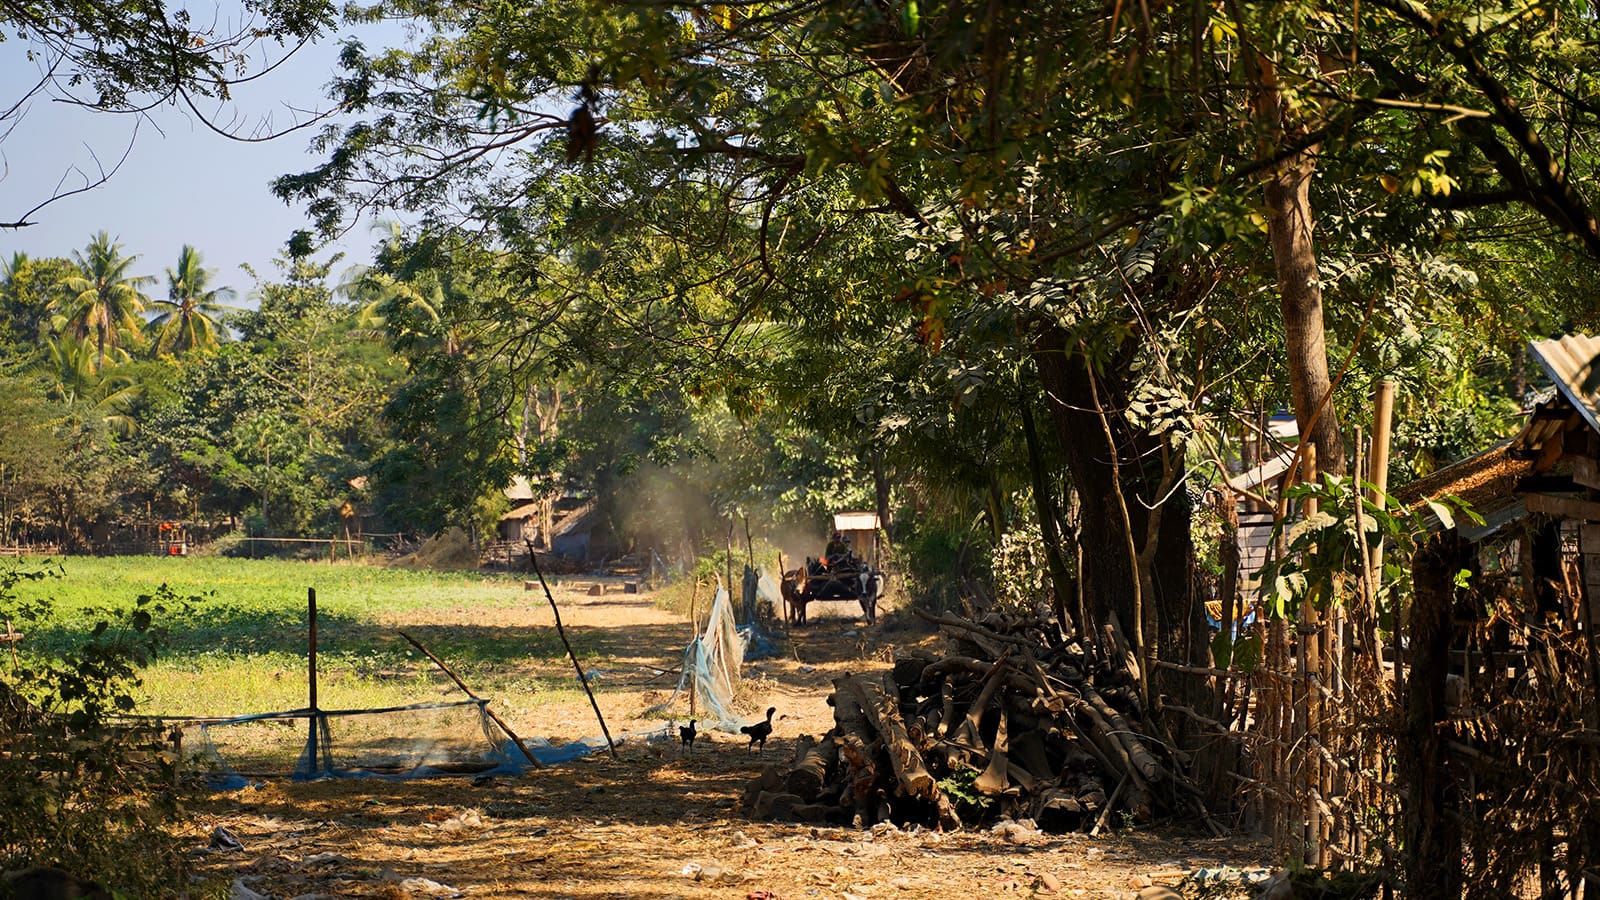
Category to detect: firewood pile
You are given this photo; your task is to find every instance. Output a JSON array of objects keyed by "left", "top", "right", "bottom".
[{"left": 742, "top": 607, "right": 1211, "bottom": 832}]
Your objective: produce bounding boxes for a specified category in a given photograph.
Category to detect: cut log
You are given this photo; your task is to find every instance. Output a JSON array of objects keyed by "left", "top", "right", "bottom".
[
  {"left": 953, "top": 650, "right": 1014, "bottom": 747},
  {"left": 1082, "top": 686, "right": 1165, "bottom": 784},
  {"left": 753, "top": 790, "right": 806, "bottom": 820},
  {"left": 835, "top": 731, "right": 879, "bottom": 821},
  {"left": 786, "top": 734, "right": 837, "bottom": 800},
  {"left": 741, "top": 766, "right": 784, "bottom": 814},
  {"left": 836, "top": 675, "right": 960, "bottom": 829},
  {"left": 974, "top": 709, "right": 1011, "bottom": 796},
  {"left": 831, "top": 676, "right": 872, "bottom": 737}
]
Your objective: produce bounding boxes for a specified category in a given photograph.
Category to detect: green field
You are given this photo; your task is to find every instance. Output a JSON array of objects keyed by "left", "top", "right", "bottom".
[{"left": 1, "top": 556, "right": 591, "bottom": 719}]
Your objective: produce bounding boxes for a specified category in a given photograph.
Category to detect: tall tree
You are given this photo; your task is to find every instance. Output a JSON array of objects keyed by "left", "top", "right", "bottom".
[
  {"left": 54, "top": 232, "right": 152, "bottom": 370},
  {"left": 149, "top": 245, "right": 235, "bottom": 356},
  {"left": 0, "top": 252, "right": 72, "bottom": 360}
]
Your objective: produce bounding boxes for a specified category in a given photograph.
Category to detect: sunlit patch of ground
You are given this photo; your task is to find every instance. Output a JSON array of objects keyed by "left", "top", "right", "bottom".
[{"left": 188, "top": 585, "right": 1271, "bottom": 898}]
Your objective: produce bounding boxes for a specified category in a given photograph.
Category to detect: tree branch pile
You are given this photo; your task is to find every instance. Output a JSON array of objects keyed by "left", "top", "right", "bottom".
[{"left": 742, "top": 607, "right": 1207, "bottom": 831}]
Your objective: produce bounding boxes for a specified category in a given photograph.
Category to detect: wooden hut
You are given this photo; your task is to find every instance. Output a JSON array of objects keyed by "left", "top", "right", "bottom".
[
  {"left": 1398, "top": 333, "right": 1600, "bottom": 625},
  {"left": 832, "top": 511, "right": 881, "bottom": 565}
]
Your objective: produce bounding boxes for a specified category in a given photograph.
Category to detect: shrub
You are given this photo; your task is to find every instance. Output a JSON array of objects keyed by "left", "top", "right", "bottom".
[{"left": 0, "top": 563, "right": 200, "bottom": 895}]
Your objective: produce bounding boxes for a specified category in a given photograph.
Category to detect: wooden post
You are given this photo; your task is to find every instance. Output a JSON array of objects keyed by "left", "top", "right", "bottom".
[
  {"left": 3, "top": 618, "right": 18, "bottom": 671},
  {"left": 725, "top": 520, "right": 735, "bottom": 606},
  {"left": 777, "top": 552, "right": 788, "bottom": 624},
  {"left": 1298, "top": 444, "right": 1321, "bottom": 865},
  {"left": 307, "top": 587, "right": 320, "bottom": 774},
  {"left": 1405, "top": 531, "right": 1463, "bottom": 899},
  {"left": 529, "top": 552, "right": 617, "bottom": 758}
]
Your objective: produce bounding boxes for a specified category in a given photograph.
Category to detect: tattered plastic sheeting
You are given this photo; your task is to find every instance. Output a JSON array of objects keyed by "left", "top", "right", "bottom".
[
  {"left": 738, "top": 567, "right": 784, "bottom": 660},
  {"left": 643, "top": 585, "right": 748, "bottom": 732},
  {"left": 756, "top": 569, "right": 783, "bottom": 617}
]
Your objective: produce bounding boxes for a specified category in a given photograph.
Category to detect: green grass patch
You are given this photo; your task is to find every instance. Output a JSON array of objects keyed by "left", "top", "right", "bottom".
[{"left": 2, "top": 557, "right": 600, "bottom": 719}]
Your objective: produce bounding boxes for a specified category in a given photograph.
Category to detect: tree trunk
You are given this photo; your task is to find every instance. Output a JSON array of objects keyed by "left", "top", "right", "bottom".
[
  {"left": 1019, "top": 395, "right": 1076, "bottom": 631},
  {"left": 1257, "top": 54, "right": 1346, "bottom": 477},
  {"left": 871, "top": 450, "right": 894, "bottom": 546},
  {"left": 1032, "top": 329, "right": 1203, "bottom": 672},
  {"left": 1265, "top": 156, "right": 1345, "bottom": 477}
]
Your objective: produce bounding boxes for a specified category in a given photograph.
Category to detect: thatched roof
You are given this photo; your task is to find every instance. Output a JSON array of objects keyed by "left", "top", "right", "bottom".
[{"left": 1393, "top": 442, "right": 1531, "bottom": 541}]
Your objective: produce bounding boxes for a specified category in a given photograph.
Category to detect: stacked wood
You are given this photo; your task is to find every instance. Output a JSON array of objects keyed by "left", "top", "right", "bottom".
[{"left": 742, "top": 607, "right": 1210, "bottom": 831}]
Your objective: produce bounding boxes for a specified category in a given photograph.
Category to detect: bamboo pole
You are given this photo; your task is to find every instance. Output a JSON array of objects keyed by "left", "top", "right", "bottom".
[
  {"left": 528, "top": 551, "right": 618, "bottom": 759},
  {"left": 399, "top": 630, "right": 544, "bottom": 769},
  {"left": 3, "top": 618, "right": 18, "bottom": 671},
  {"left": 1299, "top": 444, "right": 1322, "bottom": 865},
  {"left": 1368, "top": 380, "right": 1397, "bottom": 686}
]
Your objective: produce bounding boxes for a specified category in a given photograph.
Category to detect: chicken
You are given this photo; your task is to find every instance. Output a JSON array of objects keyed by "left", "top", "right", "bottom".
[
  {"left": 679, "top": 719, "right": 697, "bottom": 751},
  {"left": 740, "top": 707, "right": 776, "bottom": 753}
]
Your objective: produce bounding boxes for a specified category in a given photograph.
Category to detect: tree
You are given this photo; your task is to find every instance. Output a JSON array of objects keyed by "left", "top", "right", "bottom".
[
  {"left": 148, "top": 245, "right": 235, "bottom": 356},
  {"left": 0, "top": 253, "right": 72, "bottom": 361},
  {"left": 276, "top": 1, "right": 1600, "bottom": 689},
  {"left": 0, "top": 0, "right": 338, "bottom": 227},
  {"left": 53, "top": 232, "right": 152, "bottom": 370},
  {"left": 38, "top": 333, "right": 141, "bottom": 436}
]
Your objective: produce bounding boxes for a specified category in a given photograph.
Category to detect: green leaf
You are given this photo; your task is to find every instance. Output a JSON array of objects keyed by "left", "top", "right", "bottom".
[
  {"left": 1232, "top": 633, "right": 1263, "bottom": 673},
  {"left": 901, "top": 0, "right": 921, "bottom": 36},
  {"left": 1424, "top": 499, "right": 1455, "bottom": 530},
  {"left": 1211, "top": 629, "right": 1233, "bottom": 668}
]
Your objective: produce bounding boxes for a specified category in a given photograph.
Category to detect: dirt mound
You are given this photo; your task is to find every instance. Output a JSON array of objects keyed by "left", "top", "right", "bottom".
[{"left": 391, "top": 527, "right": 479, "bottom": 570}]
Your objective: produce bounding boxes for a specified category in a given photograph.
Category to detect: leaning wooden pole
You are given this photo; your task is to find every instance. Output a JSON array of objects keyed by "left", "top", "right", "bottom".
[
  {"left": 398, "top": 630, "right": 544, "bottom": 770},
  {"left": 529, "top": 551, "right": 618, "bottom": 758},
  {"left": 687, "top": 579, "right": 700, "bottom": 722}
]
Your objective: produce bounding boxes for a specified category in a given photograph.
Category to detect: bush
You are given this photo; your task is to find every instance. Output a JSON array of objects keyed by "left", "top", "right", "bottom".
[{"left": 0, "top": 563, "right": 200, "bottom": 895}]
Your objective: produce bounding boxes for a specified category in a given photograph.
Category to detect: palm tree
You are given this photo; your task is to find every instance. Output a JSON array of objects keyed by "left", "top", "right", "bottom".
[
  {"left": 54, "top": 232, "right": 153, "bottom": 371},
  {"left": 148, "top": 244, "right": 236, "bottom": 356},
  {"left": 39, "top": 333, "right": 140, "bottom": 436}
]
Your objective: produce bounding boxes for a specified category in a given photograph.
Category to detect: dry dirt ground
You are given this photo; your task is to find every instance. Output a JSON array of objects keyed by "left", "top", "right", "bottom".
[{"left": 191, "top": 579, "right": 1272, "bottom": 899}]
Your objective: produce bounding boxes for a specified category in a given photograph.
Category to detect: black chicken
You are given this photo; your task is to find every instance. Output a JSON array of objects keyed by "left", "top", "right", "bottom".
[
  {"left": 740, "top": 707, "right": 776, "bottom": 753},
  {"left": 678, "top": 719, "right": 697, "bottom": 751}
]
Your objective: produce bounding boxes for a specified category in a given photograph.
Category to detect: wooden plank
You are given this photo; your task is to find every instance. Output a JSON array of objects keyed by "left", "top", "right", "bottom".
[
  {"left": 1524, "top": 492, "right": 1600, "bottom": 522},
  {"left": 1575, "top": 458, "right": 1600, "bottom": 491},
  {"left": 1584, "top": 524, "right": 1600, "bottom": 555}
]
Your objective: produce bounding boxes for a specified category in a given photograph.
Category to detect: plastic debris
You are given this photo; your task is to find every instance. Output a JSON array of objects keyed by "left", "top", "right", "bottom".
[{"left": 209, "top": 825, "right": 244, "bottom": 852}]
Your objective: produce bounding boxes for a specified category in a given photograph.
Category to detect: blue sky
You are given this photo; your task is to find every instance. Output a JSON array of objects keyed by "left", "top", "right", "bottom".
[{"left": 0, "top": 15, "right": 407, "bottom": 294}]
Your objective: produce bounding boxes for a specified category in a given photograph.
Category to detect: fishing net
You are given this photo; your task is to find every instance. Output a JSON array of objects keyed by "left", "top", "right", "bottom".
[{"left": 176, "top": 698, "right": 532, "bottom": 788}]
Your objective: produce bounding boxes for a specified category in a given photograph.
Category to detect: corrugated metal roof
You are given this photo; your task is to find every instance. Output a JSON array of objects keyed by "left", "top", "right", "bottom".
[
  {"left": 1228, "top": 448, "right": 1296, "bottom": 492},
  {"left": 1529, "top": 334, "right": 1600, "bottom": 436},
  {"left": 833, "top": 511, "right": 880, "bottom": 532}
]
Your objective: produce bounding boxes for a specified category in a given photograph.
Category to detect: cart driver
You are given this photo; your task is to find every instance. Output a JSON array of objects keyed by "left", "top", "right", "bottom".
[{"left": 825, "top": 530, "right": 850, "bottom": 565}]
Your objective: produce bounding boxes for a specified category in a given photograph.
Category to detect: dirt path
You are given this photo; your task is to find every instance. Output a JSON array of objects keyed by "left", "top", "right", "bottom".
[{"left": 193, "top": 583, "right": 1271, "bottom": 899}]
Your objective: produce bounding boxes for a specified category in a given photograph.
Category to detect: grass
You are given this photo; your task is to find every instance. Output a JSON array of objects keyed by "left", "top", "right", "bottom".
[{"left": 1, "top": 556, "right": 596, "bottom": 719}]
